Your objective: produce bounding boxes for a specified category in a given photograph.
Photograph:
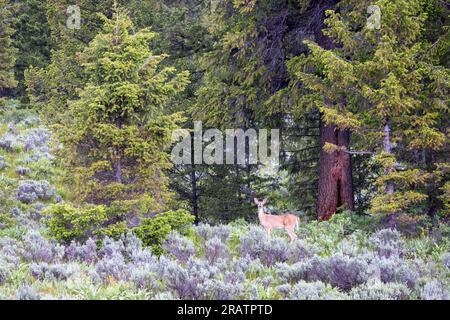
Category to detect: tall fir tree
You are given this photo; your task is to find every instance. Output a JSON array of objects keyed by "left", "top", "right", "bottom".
[
  {"left": 25, "top": 0, "right": 111, "bottom": 124},
  {"left": 0, "top": 0, "right": 18, "bottom": 99},
  {"left": 13, "top": 0, "right": 54, "bottom": 99},
  {"left": 59, "top": 5, "right": 189, "bottom": 217},
  {"left": 289, "top": 0, "right": 449, "bottom": 221}
]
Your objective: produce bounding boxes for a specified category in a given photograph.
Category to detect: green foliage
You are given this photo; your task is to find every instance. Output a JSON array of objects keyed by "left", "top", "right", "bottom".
[
  {"left": 44, "top": 203, "right": 109, "bottom": 243},
  {"left": 13, "top": 0, "right": 53, "bottom": 98},
  {"left": 0, "top": 0, "right": 18, "bottom": 96},
  {"left": 290, "top": 0, "right": 449, "bottom": 216},
  {"left": 0, "top": 212, "right": 14, "bottom": 229},
  {"left": 25, "top": 0, "right": 113, "bottom": 124},
  {"left": 42, "top": 6, "right": 190, "bottom": 230},
  {"left": 134, "top": 209, "right": 195, "bottom": 255}
]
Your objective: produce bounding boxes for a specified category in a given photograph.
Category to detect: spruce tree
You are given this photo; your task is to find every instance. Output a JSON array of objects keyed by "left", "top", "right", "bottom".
[
  {"left": 61, "top": 5, "right": 189, "bottom": 216},
  {"left": 25, "top": 0, "right": 110, "bottom": 124},
  {"left": 13, "top": 0, "right": 53, "bottom": 99},
  {"left": 0, "top": 0, "right": 18, "bottom": 98},
  {"left": 289, "top": 0, "right": 449, "bottom": 219}
]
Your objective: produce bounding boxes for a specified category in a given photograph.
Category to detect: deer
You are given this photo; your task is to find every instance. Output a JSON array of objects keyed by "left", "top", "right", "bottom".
[{"left": 254, "top": 198, "right": 299, "bottom": 241}]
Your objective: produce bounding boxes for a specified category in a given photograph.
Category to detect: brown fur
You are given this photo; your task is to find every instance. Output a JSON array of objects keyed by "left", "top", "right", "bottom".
[{"left": 254, "top": 198, "right": 299, "bottom": 241}]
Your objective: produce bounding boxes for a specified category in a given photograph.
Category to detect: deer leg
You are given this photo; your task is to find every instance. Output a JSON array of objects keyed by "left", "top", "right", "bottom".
[
  {"left": 286, "top": 228, "right": 297, "bottom": 242},
  {"left": 291, "top": 228, "right": 298, "bottom": 240},
  {"left": 266, "top": 228, "right": 272, "bottom": 237}
]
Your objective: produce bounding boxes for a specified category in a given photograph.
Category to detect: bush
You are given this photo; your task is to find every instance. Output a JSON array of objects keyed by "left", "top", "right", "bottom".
[
  {"left": 228, "top": 256, "right": 263, "bottom": 276},
  {"left": 22, "top": 231, "right": 64, "bottom": 263},
  {"left": 0, "top": 262, "right": 11, "bottom": 285},
  {"left": 290, "top": 281, "right": 345, "bottom": 300},
  {"left": 23, "top": 151, "right": 54, "bottom": 163},
  {"left": 93, "top": 253, "right": 130, "bottom": 284},
  {"left": 22, "top": 128, "right": 52, "bottom": 152},
  {"left": 377, "top": 257, "right": 419, "bottom": 289},
  {"left": 65, "top": 238, "right": 98, "bottom": 264},
  {"left": 16, "top": 166, "right": 31, "bottom": 176},
  {"left": 134, "top": 209, "right": 194, "bottom": 255},
  {"left": 195, "top": 224, "right": 232, "bottom": 242},
  {"left": 420, "top": 280, "right": 449, "bottom": 300},
  {"left": 325, "top": 253, "right": 371, "bottom": 291},
  {"left": 16, "top": 285, "right": 41, "bottom": 300},
  {"left": 44, "top": 203, "right": 109, "bottom": 243},
  {"left": 201, "top": 279, "right": 244, "bottom": 300},
  {"left": 442, "top": 253, "right": 450, "bottom": 270},
  {"left": 99, "top": 236, "right": 126, "bottom": 258},
  {"left": 29, "top": 262, "right": 79, "bottom": 281},
  {"left": 276, "top": 253, "right": 370, "bottom": 291},
  {"left": 350, "top": 279, "right": 410, "bottom": 300},
  {"left": 205, "top": 237, "right": 229, "bottom": 264},
  {"left": 0, "top": 133, "right": 23, "bottom": 151},
  {"left": 16, "top": 180, "right": 55, "bottom": 203},
  {"left": 239, "top": 226, "right": 289, "bottom": 266},
  {"left": 120, "top": 232, "right": 146, "bottom": 261},
  {"left": 368, "top": 228, "right": 404, "bottom": 258},
  {"left": 275, "top": 284, "right": 292, "bottom": 299},
  {"left": 0, "top": 237, "right": 23, "bottom": 266},
  {"left": 158, "top": 258, "right": 196, "bottom": 299},
  {"left": 287, "top": 239, "right": 317, "bottom": 262},
  {"left": 160, "top": 257, "right": 229, "bottom": 299},
  {"left": 130, "top": 265, "right": 159, "bottom": 290},
  {"left": 162, "top": 232, "right": 195, "bottom": 263}
]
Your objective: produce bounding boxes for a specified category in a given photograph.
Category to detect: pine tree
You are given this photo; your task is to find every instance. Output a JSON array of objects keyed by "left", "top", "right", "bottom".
[
  {"left": 25, "top": 0, "right": 110, "bottom": 123},
  {"left": 0, "top": 0, "right": 18, "bottom": 98},
  {"left": 60, "top": 5, "right": 189, "bottom": 217},
  {"left": 13, "top": 0, "right": 53, "bottom": 99},
  {"left": 289, "top": 0, "right": 449, "bottom": 219}
]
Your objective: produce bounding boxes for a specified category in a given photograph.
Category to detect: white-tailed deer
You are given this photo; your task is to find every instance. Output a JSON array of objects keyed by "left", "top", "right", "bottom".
[{"left": 254, "top": 198, "right": 299, "bottom": 241}]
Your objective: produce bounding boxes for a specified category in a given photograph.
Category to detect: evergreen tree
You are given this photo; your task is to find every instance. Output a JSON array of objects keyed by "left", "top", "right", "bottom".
[
  {"left": 0, "top": 0, "right": 18, "bottom": 99},
  {"left": 289, "top": 0, "right": 449, "bottom": 220},
  {"left": 25, "top": 0, "right": 110, "bottom": 124},
  {"left": 13, "top": 0, "right": 53, "bottom": 99},
  {"left": 60, "top": 5, "right": 189, "bottom": 217}
]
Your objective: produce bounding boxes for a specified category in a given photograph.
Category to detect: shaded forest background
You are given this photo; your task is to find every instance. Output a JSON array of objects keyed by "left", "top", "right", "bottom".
[{"left": 0, "top": 0, "right": 449, "bottom": 231}]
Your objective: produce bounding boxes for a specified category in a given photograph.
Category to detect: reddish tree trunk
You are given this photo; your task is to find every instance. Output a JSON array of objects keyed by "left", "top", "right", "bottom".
[
  {"left": 317, "top": 119, "right": 354, "bottom": 220},
  {"left": 312, "top": 0, "right": 354, "bottom": 220},
  {"left": 337, "top": 129, "right": 354, "bottom": 210}
]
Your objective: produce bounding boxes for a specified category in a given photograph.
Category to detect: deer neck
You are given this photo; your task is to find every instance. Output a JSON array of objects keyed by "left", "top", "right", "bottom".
[{"left": 258, "top": 207, "right": 267, "bottom": 222}]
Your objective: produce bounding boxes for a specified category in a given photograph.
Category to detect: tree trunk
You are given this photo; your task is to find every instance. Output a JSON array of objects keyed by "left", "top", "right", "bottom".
[
  {"left": 317, "top": 119, "right": 354, "bottom": 220},
  {"left": 114, "top": 117, "right": 123, "bottom": 183},
  {"left": 425, "top": 149, "right": 438, "bottom": 222},
  {"left": 312, "top": 0, "right": 353, "bottom": 220},
  {"left": 190, "top": 135, "right": 199, "bottom": 224},
  {"left": 383, "top": 120, "right": 394, "bottom": 194},
  {"left": 338, "top": 129, "right": 354, "bottom": 210},
  {"left": 114, "top": 158, "right": 122, "bottom": 183}
]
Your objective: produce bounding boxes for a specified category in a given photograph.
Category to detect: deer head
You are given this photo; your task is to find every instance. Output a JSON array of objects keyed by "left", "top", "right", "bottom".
[{"left": 254, "top": 198, "right": 268, "bottom": 214}]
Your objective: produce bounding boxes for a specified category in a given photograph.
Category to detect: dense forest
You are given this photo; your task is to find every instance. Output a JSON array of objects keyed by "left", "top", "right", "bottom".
[{"left": 0, "top": 0, "right": 449, "bottom": 300}]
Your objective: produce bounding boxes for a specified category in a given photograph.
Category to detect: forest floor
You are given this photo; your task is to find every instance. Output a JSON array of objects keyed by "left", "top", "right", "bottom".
[{"left": 0, "top": 102, "right": 449, "bottom": 300}]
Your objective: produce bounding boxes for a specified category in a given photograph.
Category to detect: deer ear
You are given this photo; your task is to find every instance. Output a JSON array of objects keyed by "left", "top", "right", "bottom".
[
  {"left": 254, "top": 198, "right": 259, "bottom": 204},
  {"left": 262, "top": 198, "right": 268, "bottom": 204}
]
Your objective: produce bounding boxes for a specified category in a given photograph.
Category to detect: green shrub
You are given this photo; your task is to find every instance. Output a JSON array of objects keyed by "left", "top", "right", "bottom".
[
  {"left": 134, "top": 209, "right": 195, "bottom": 255},
  {"left": 44, "top": 203, "right": 109, "bottom": 243},
  {"left": 96, "top": 221, "right": 129, "bottom": 240},
  {"left": 0, "top": 211, "right": 15, "bottom": 229}
]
